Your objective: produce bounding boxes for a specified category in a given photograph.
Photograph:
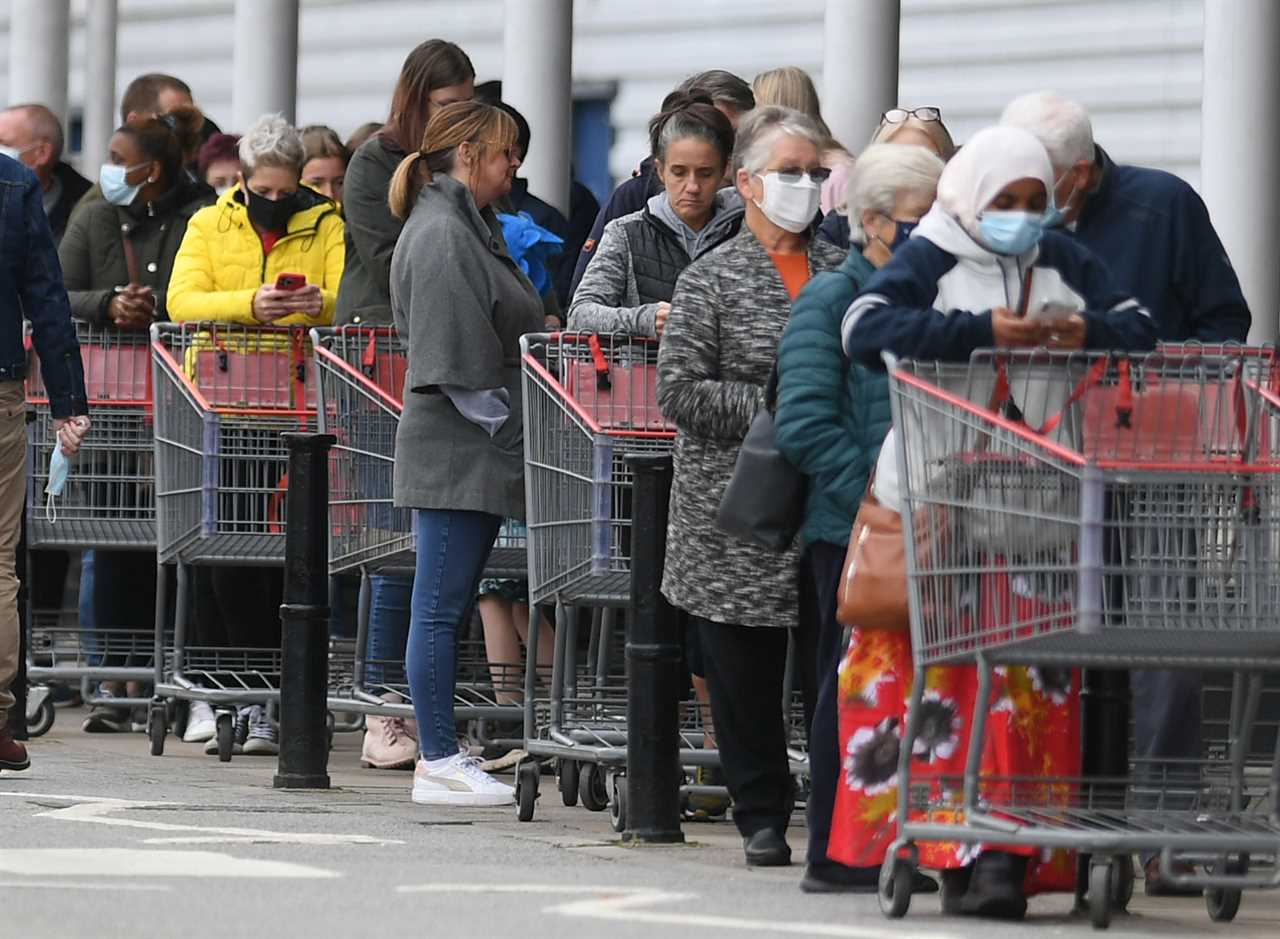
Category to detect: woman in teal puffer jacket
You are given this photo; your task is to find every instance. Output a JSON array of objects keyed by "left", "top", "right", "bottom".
[{"left": 774, "top": 143, "right": 945, "bottom": 894}]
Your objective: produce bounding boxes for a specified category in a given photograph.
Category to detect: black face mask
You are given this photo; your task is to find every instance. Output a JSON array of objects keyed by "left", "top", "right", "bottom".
[{"left": 245, "top": 187, "right": 297, "bottom": 232}]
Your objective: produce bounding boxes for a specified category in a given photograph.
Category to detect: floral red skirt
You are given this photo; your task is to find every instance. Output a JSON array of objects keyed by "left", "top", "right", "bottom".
[{"left": 827, "top": 624, "right": 1081, "bottom": 894}]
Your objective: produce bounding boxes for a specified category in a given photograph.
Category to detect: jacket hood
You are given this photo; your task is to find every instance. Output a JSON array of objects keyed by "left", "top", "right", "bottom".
[
  {"left": 932, "top": 125, "right": 1054, "bottom": 240},
  {"left": 217, "top": 182, "right": 338, "bottom": 235}
]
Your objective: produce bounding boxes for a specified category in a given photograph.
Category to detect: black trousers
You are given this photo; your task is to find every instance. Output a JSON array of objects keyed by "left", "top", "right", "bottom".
[
  {"left": 799, "top": 540, "right": 853, "bottom": 869},
  {"left": 693, "top": 611, "right": 817, "bottom": 839}
]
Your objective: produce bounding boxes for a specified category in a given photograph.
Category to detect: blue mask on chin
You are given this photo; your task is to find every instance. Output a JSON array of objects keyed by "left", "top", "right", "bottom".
[{"left": 977, "top": 210, "right": 1045, "bottom": 256}]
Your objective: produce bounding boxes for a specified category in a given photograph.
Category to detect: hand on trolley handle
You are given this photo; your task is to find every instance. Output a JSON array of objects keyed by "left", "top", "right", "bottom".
[{"left": 53, "top": 414, "right": 91, "bottom": 456}]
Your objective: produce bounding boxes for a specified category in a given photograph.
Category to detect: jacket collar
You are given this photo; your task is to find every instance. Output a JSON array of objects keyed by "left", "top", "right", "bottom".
[
  {"left": 419, "top": 173, "right": 509, "bottom": 256},
  {"left": 122, "top": 178, "right": 209, "bottom": 223},
  {"left": 838, "top": 247, "right": 876, "bottom": 284},
  {"left": 1075, "top": 144, "right": 1115, "bottom": 231}
]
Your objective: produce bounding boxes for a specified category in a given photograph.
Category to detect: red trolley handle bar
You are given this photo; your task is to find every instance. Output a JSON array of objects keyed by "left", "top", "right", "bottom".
[
  {"left": 521, "top": 350, "right": 675, "bottom": 441},
  {"left": 314, "top": 345, "right": 404, "bottom": 412}
]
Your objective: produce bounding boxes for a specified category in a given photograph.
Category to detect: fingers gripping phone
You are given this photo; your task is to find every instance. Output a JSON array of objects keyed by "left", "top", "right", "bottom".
[{"left": 275, "top": 273, "right": 306, "bottom": 291}]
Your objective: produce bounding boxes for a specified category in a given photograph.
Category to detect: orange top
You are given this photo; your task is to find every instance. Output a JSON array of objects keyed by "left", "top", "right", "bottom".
[{"left": 769, "top": 251, "right": 811, "bottom": 301}]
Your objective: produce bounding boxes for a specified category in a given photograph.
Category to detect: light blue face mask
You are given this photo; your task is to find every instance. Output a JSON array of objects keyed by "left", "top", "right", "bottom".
[
  {"left": 45, "top": 445, "right": 71, "bottom": 522},
  {"left": 99, "top": 162, "right": 148, "bottom": 206},
  {"left": 977, "top": 209, "right": 1045, "bottom": 256}
]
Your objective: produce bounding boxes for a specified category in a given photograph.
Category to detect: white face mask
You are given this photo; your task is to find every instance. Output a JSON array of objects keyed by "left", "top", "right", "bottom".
[{"left": 753, "top": 171, "right": 822, "bottom": 234}]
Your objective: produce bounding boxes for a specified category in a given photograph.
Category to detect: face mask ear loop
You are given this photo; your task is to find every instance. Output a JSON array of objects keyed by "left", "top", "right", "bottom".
[{"left": 46, "top": 490, "right": 57, "bottom": 524}]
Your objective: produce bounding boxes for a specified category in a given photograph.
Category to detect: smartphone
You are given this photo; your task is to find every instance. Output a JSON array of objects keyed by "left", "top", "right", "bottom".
[
  {"left": 275, "top": 273, "right": 307, "bottom": 291},
  {"left": 1032, "top": 299, "right": 1081, "bottom": 322}
]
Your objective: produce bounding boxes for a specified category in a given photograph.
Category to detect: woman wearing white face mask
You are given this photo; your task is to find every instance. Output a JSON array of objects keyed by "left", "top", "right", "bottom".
[{"left": 656, "top": 105, "right": 844, "bottom": 869}]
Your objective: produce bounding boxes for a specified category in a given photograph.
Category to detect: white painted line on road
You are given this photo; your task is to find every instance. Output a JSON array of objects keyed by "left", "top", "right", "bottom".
[
  {"left": 0, "top": 791, "right": 403, "bottom": 846},
  {"left": 396, "top": 883, "right": 970, "bottom": 939},
  {"left": 0, "top": 849, "right": 338, "bottom": 879},
  {"left": 0, "top": 879, "right": 172, "bottom": 892}
]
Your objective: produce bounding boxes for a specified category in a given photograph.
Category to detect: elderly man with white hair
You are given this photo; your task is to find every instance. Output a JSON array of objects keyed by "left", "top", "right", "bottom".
[{"left": 1001, "top": 91, "right": 1249, "bottom": 899}]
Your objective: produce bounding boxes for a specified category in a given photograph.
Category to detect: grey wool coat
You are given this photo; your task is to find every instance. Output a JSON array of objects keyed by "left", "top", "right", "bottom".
[
  {"left": 656, "top": 226, "right": 845, "bottom": 628},
  {"left": 390, "top": 174, "right": 544, "bottom": 518}
]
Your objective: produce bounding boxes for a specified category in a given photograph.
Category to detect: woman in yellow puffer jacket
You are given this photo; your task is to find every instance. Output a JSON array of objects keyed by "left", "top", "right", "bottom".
[{"left": 169, "top": 113, "right": 343, "bottom": 325}]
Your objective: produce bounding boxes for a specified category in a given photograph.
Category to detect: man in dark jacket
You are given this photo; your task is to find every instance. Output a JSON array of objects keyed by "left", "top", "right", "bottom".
[
  {"left": 568, "top": 69, "right": 756, "bottom": 298},
  {"left": 0, "top": 104, "right": 93, "bottom": 244},
  {"left": 1, "top": 153, "right": 90, "bottom": 772}
]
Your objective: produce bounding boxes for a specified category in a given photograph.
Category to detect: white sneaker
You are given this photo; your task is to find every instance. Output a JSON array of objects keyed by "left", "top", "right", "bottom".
[
  {"left": 242, "top": 706, "right": 279, "bottom": 755},
  {"left": 411, "top": 752, "right": 515, "bottom": 806},
  {"left": 183, "top": 701, "right": 217, "bottom": 743}
]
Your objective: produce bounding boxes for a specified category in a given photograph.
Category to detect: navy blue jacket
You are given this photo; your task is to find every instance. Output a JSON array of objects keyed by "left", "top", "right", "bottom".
[
  {"left": 569, "top": 157, "right": 661, "bottom": 298},
  {"left": 843, "top": 229, "right": 1157, "bottom": 367},
  {"left": 1072, "top": 147, "right": 1249, "bottom": 343},
  {"left": 1, "top": 155, "right": 87, "bottom": 418}
]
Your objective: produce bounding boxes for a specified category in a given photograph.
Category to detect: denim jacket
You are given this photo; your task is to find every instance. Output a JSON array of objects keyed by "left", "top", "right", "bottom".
[{"left": 1, "top": 155, "right": 86, "bottom": 417}]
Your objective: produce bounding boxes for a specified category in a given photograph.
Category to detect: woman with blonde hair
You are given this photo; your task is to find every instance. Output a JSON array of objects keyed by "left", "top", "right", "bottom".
[
  {"left": 752, "top": 66, "right": 852, "bottom": 215},
  {"left": 388, "top": 100, "right": 543, "bottom": 806}
]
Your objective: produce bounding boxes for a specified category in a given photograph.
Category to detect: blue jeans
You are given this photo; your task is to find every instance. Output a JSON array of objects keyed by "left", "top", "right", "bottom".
[
  {"left": 406, "top": 509, "right": 501, "bottom": 760},
  {"left": 365, "top": 573, "right": 411, "bottom": 686}
]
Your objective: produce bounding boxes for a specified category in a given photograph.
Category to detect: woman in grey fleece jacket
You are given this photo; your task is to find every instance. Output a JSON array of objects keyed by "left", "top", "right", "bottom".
[{"left": 567, "top": 96, "right": 741, "bottom": 337}]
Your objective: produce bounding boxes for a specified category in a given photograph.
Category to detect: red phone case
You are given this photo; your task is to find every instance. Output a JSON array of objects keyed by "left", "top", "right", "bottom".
[{"left": 276, "top": 273, "right": 306, "bottom": 291}]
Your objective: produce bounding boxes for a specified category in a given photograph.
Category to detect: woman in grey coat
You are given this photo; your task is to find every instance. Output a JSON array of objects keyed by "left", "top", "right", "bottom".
[
  {"left": 657, "top": 106, "right": 844, "bottom": 866},
  {"left": 388, "top": 100, "right": 543, "bottom": 807}
]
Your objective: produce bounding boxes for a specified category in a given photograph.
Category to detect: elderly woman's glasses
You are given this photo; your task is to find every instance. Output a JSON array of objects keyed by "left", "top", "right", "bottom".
[
  {"left": 769, "top": 166, "right": 832, "bottom": 185},
  {"left": 881, "top": 107, "right": 943, "bottom": 125}
]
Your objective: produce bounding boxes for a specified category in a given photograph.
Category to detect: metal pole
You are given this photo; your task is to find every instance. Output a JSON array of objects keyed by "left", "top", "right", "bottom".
[
  {"left": 502, "top": 0, "right": 574, "bottom": 216},
  {"left": 232, "top": 0, "right": 299, "bottom": 129},
  {"left": 822, "top": 0, "right": 900, "bottom": 151},
  {"left": 622, "top": 453, "right": 684, "bottom": 844},
  {"left": 1201, "top": 0, "right": 1280, "bottom": 344},
  {"left": 81, "top": 0, "right": 118, "bottom": 169},
  {"left": 273, "top": 432, "right": 335, "bottom": 790},
  {"left": 7, "top": 0, "right": 71, "bottom": 124}
]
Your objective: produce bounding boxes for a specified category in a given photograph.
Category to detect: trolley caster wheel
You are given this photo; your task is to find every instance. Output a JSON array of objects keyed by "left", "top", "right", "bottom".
[
  {"left": 609, "top": 775, "right": 627, "bottom": 834},
  {"left": 215, "top": 712, "right": 234, "bottom": 763},
  {"left": 579, "top": 763, "right": 608, "bottom": 812},
  {"left": 171, "top": 700, "right": 188, "bottom": 740},
  {"left": 26, "top": 697, "right": 55, "bottom": 738},
  {"left": 558, "top": 759, "right": 580, "bottom": 807},
  {"left": 1110, "top": 855, "right": 1134, "bottom": 912},
  {"left": 1089, "top": 860, "right": 1112, "bottom": 930},
  {"left": 148, "top": 705, "right": 167, "bottom": 757},
  {"left": 878, "top": 857, "right": 914, "bottom": 919},
  {"left": 516, "top": 761, "right": 540, "bottom": 822},
  {"left": 1207, "top": 855, "right": 1247, "bottom": 923}
]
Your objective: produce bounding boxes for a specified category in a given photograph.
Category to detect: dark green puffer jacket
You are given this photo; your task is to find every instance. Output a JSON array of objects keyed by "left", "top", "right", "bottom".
[{"left": 775, "top": 249, "right": 892, "bottom": 548}]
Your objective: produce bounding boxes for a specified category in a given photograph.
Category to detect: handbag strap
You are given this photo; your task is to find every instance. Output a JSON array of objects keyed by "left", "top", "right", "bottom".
[{"left": 119, "top": 222, "right": 141, "bottom": 285}]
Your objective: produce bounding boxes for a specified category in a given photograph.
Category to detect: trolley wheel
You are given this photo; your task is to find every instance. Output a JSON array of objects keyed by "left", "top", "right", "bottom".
[
  {"left": 1206, "top": 855, "right": 1247, "bottom": 923},
  {"left": 148, "top": 704, "right": 167, "bottom": 757},
  {"left": 579, "top": 763, "right": 609, "bottom": 812},
  {"left": 215, "top": 712, "right": 234, "bottom": 763},
  {"left": 1089, "top": 860, "right": 1112, "bottom": 930},
  {"left": 26, "top": 697, "right": 55, "bottom": 738},
  {"left": 1110, "top": 855, "right": 1134, "bottom": 912},
  {"left": 609, "top": 774, "right": 627, "bottom": 834},
  {"left": 516, "top": 760, "right": 540, "bottom": 822},
  {"left": 878, "top": 857, "right": 913, "bottom": 919},
  {"left": 558, "top": 759, "right": 580, "bottom": 807}
]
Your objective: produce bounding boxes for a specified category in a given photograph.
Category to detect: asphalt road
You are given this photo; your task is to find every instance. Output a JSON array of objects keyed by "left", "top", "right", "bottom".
[{"left": 2, "top": 710, "right": 1276, "bottom": 939}]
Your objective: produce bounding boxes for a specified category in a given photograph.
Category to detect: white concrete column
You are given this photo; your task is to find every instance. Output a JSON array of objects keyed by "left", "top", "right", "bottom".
[
  {"left": 81, "top": 0, "right": 118, "bottom": 167},
  {"left": 822, "top": 0, "right": 900, "bottom": 151},
  {"left": 231, "top": 0, "right": 299, "bottom": 130},
  {"left": 502, "top": 0, "right": 574, "bottom": 216},
  {"left": 7, "top": 0, "right": 71, "bottom": 123},
  {"left": 1201, "top": 0, "right": 1280, "bottom": 344}
]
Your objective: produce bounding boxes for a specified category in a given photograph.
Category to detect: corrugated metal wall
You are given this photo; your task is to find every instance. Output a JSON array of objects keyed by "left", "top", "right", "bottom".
[{"left": 0, "top": 0, "right": 1204, "bottom": 187}]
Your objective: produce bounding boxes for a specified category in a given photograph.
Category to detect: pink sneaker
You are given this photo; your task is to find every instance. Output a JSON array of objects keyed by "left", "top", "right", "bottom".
[{"left": 361, "top": 713, "right": 417, "bottom": 770}]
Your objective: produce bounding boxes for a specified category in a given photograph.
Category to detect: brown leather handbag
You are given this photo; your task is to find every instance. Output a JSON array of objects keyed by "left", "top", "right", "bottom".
[{"left": 836, "top": 478, "right": 910, "bottom": 631}]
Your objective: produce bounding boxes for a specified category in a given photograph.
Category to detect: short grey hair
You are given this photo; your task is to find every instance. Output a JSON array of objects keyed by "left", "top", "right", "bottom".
[
  {"left": 732, "top": 105, "right": 825, "bottom": 177},
  {"left": 845, "top": 144, "right": 945, "bottom": 245},
  {"left": 239, "top": 113, "right": 306, "bottom": 175},
  {"left": 999, "top": 91, "right": 1094, "bottom": 171}
]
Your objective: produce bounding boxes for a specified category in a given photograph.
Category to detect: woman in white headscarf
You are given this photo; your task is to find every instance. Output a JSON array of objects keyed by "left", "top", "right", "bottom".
[{"left": 826, "top": 126, "right": 1155, "bottom": 920}]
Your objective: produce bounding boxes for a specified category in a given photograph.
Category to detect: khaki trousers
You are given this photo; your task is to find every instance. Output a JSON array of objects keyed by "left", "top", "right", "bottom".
[{"left": 0, "top": 380, "right": 27, "bottom": 712}]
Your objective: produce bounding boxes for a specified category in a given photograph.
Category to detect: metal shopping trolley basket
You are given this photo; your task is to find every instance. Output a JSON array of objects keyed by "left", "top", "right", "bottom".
[
  {"left": 24, "top": 321, "right": 158, "bottom": 735},
  {"left": 874, "top": 348, "right": 1280, "bottom": 928},
  {"left": 146, "top": 322, "right": 316, "bottom": 760}
]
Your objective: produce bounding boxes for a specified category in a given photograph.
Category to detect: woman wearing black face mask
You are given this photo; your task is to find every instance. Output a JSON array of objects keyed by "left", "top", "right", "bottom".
[
  {"left": 772, "top": 143, "right": 944, "bottom": 894},
  {"left": 168, "top": 113, "right": 343, "bottom": 327}
]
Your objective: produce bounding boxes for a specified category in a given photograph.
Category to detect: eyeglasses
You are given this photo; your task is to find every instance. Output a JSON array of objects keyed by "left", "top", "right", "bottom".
[
  {"left": 765, "top": 166, "right": 833, "bottom": 184},
  {"left": 881, "top": 107, "right": 943, "bottom": 125}
]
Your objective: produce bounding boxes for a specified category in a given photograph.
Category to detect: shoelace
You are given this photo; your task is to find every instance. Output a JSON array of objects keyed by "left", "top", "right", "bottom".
[
  {"left": 454, "top": 755, "right": 498, "bottom": 785},
  {"left": 381, "top": 717, "right": 408, "bottom": 745}
]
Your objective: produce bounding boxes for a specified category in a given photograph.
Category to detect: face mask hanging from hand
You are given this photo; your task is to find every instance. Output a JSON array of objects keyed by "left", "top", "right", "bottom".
[
  {"left": 45, "top": 445, "right": 72, "bottom": 522},
  {"left": 754, "top": 172, "right": 822, "bottom": 234},
  {"left": 977, "top": 210, "right": 1046, "bottom": 256}
]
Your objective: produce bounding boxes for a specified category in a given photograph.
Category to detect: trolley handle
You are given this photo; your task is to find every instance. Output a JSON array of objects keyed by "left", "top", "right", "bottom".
[{"left": 587, "top": 333, "right": 611, "bottom": 391}]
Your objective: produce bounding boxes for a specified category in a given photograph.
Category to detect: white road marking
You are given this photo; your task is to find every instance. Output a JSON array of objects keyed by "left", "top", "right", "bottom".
[
  {"left": 396, "top": 883, "right": 970, "bottom": 939},
  {"left": 0, "top": 791, "right": 402, "bottom": 846},
  {"left": 0, "top": 849, "right": 337, "bottom": 879},
  {"left": 0, "top": 879, "right": 171, "bottom": 892}
]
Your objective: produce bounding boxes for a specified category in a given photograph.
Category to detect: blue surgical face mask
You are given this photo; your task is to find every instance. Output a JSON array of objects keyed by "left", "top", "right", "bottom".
[
  {"left": 977, "top": 209, "right": 1045, "bottom": 256},
  {"left": 885, "top": 216, "right": 918, "bottom": 252},
  {"left": 1043, "top": 170, "right": 1079, "bottom": 229},
  {"left": 99, "top": 162, "right": 149, "bottom": 206},
  {"left": 45, "top": 446, "right": 71, "bottom": 522}
]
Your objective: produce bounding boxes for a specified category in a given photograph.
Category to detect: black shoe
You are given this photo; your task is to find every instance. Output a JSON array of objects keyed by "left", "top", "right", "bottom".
[
  {"left": 941, "top": 867, "right": 973, "bottom": 915},
  {"left": 956, "top": 851, "right": 1028, "bottom": 920},
  {"left": 743, "top": 829, "right": 792, "bottom": 867},
  {"left": 1143, "top": 857, "right": 1202, "bottom": 897},
  {"left": 81, "top": 703, "right": 130, "bottom": 733},
  {"left": 801, "top": 863, "right": 940, "bottom": 895}
]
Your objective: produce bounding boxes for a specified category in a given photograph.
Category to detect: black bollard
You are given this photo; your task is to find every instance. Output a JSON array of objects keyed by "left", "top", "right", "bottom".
[
  {"left": 622, "top": 453, "right": 685, "bottom": 844},
  {"left": 274, "top": 432, "right": 336, "bottom": 790}
]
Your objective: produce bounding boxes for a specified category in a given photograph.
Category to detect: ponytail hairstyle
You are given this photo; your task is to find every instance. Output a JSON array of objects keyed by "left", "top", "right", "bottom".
[
  {"left": 648, "top": 92, "right": 735, "bottom": 170},
  {"left": 117, "top": 104, "right": 204, "bottom": 188},
  {"left": 387, "top": 100, "right": 518, "bottom": 220}
]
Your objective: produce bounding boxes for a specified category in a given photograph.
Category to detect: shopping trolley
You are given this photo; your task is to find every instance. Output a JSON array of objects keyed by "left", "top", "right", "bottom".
[
  {"left": 24, "top": 321, "right": 158, "bottom": 735},
  {"left": 514, "top": 332, "right": 811, "bottom": 826},
  {"left": 146, "top": 322, "right": 316, "bottom": 760},
  {"left": 875, "top": 348, "right": 1280, "bottom": 928},
  {"left": 311, "top": 326, "right": 527, "bottom": 748}
]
